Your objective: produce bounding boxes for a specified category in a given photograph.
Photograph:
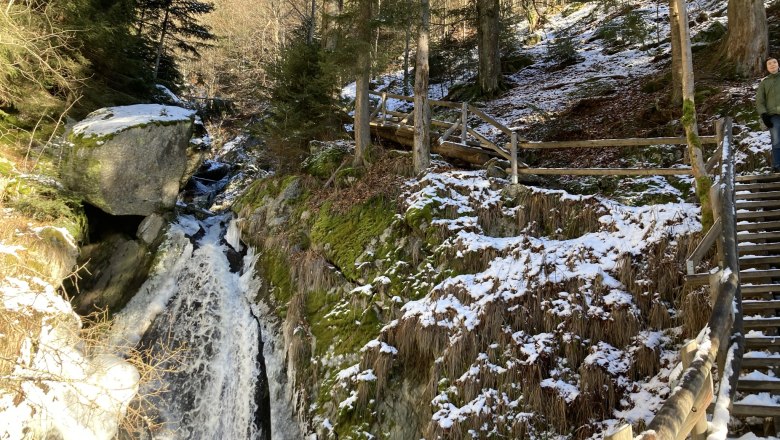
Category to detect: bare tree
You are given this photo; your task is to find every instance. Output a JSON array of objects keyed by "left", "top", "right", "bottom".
[
  {"left": 673, "top": 0, "right": 712, "bottom": 228},
  {"left": 353, "top": 0, "right": 373, "bottom": 167},
  {"left": 413, "top": 0, "right": 431, "bottom": 174},
  {"left": 669, "top": 0, "right": 682, "bottom": 107}
]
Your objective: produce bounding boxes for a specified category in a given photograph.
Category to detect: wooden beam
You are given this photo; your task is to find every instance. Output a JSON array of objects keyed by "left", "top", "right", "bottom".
[
  {"left": 677, "top": 373, "right": 713, "bottom": 440},
  {"left": 367, "top": 90, "right": 461, "bottom": 109},
  {"left": 468, "top": 104, "right": 512, "bottom": 136},
  {"left": 438, "top": 120, "right": 460, "bottom": 144},
  {"left": 517, "top": 167, "right": 694, "bottom": 176},
  {"left": 605, "top": 425, "right": 633, "bottom": 440},
  {"left": 467, "top": 127, "right": 510, "bottom": 160},
  {"left": 516, "top": 136, "right": 718, "bottom": 149},
  {"left": 436, "top": 142, "right": 496, "bottom": 165},
  {"left": 685, "top": 217, "right": 722, "bottom": 275}
]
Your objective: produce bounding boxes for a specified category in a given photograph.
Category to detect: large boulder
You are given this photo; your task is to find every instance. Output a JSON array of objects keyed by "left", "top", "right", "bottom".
[{"left": 62, "top": 104, "right": 204, "bottom": 216}]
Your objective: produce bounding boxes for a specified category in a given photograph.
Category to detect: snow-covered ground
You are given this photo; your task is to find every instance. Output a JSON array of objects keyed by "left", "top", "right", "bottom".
[{"left": 0, "top": 273, "right": 139, "bottom": 439}]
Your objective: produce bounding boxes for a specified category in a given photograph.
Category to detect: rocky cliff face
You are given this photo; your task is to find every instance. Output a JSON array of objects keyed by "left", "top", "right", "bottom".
[{"left": 232, "top": 151, "right": 702, "bottom": 439}]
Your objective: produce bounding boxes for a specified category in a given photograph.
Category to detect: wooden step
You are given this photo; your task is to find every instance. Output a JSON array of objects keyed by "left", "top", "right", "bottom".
[
  {"left": 742, "top": 353, "right": 780, "bottom": 368},
  {"left": 739, "top": 232, "right": 780, "bottom": 242},
  {"left": 739, "top": 243, "right": 780, "bottom": 254},
  {"left": 736, "top": 174, "right": 780, "bottom": 183},
  {"left": 737, "top": 378, "right": 780, "bottom": 391},
  {"left": 744, "top": 300, "right": 780, "bottom": 312},
  {"left": 688, "top": 269, "right": 780, "bottom": 286},
  {"left": 738, "top": 221, "right": 780, "bottom": 232},
  {"left": 745, "top": 317, "right": 780, "bottom": 329},
  {"left": 742, "top": 284, "right": 780, "bottom": 294},
  {"left": 740, "top": 255, "right": 780, "bottom": 267},
  {"left": 741, "top": 269, "right": 780, "bottom": 279},
  {"left": 736, "top": 181, "right": 780, "bottom": 191},
  {"left": 736, "top": 200, "right": 780, "bottom": 210},
  {"left": 731, "top": 401, "right": 780, "bottom": 417},
  {"left": 736, "top": 190, "right": 780, "bottom": 200},
  {"left": 738, "top": 210, "right": 780, "bottom": 221},
  {"left": 746, "top": 336, "right": 780, "bottom": 348}
]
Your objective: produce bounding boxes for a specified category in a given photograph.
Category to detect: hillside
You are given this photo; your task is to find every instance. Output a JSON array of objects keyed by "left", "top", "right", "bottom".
[{"left": 0, "top": 0, "right": 776, "bottom": 438}]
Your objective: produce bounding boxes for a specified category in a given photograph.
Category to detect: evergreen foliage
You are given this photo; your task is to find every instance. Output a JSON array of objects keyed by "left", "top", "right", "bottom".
[
  {"left": 136, "top": 0, "right": 216, "bottom": 81},
  {"left": 264, "top": 25, "right": 343, "bottom": 145}
]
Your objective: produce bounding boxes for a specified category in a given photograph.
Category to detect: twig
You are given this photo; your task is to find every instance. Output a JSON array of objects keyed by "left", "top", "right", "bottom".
[{"left": 324, "top": 158, "right": 350, "bottom": 188}]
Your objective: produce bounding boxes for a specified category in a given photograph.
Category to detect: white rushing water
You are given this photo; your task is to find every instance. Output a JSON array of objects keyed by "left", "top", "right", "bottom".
[{"left": 111, "top": 214, "right": 269, "bottom": 439}]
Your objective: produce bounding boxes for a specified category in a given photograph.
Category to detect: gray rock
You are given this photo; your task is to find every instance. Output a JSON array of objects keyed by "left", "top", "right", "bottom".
[
  {"left": 73, "top": 234, "right": 155, "bottom": 314},
  {"left": 137, "top": 213, "right": 166, "bottom": 245},
  {"left": 61, "top": 105, "right": 204, "bottom": 216}
]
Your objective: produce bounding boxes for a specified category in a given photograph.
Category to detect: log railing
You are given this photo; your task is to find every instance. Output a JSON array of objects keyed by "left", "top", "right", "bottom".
[
  {"left": 366, "top": 90, "right": 718, "bottom": 181},
  {"left": 606, "top": 118, "right": 743, "bottom": 440}
]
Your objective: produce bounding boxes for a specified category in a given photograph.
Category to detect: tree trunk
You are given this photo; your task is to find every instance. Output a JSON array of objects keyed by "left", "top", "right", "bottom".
[
  {"left": 669, "top": 0, "right": 682, "bottom": 107},
  {"left": 353, "top": 0, "right": 372, "bottom": 167},
  {"left": 720, "top": 0, "right": 767, "bottom": 77},
  {"left": 307, "top": 0, "right": 316, "bottom": 45},
  {"left": 413, "top": 0, "right": 431, "bottom": 174},
  {"left": 322, "top": 0, "right": 342, "bottom": 50},
  {"left": 153, "top": 5, "right": 171, "bottom": 80},
  {"left": 674, "top": 0, "right": 713, "bottom": 229},
  {"left": 403, "top": 26, "right": 411, "bottom": 95},
  {"left": 477, "top": 0, "right": 501, "bottom": 96}
]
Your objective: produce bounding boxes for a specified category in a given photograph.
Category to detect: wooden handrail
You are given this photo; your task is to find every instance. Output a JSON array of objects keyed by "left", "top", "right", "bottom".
[
  {"left": 686, "top": 217, "right": 722, "bottom": 275},
  {"left": 518, "top": 136, "right": 718, "bottom": 149},
  {"left": 366, "top": 91, "right": 722, "bottom": 181},
  {"left": 608, "top": 118, "right": 740, "bottom": 440}
]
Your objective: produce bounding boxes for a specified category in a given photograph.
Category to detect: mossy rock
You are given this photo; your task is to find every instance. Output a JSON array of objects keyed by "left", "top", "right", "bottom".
[
  {"left": 335, "top": 166, "right": 364, "bottom": 186},
  {"left": 692, "top": 21, "right": 726, "bottom": 45},
  {"left": 501, "top": 53, "right": 534, "bottom": 74},
  {"left": 311, "top": 197, "right": 396, "bottom": 281},
  {"left": 303, "top": 141, "right": 352, "bottom": 179},
  {"left": 61, "top": 105, "right": 200, "bottom": 216}
]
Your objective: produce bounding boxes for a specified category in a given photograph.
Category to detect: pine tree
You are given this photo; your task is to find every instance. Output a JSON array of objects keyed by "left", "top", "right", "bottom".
[{"left": 137, "top": 0, "right": 216, "bottom": 80}]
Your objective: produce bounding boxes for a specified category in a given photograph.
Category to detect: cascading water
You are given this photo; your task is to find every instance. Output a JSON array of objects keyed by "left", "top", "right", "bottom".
[{"left": 110, "top": 157, "right": 277, "bottom": 439}]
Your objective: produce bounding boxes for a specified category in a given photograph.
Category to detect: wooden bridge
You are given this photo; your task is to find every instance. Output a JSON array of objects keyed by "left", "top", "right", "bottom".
[{"left": 367, "top": 90, "right": 719, "bottom": 181}]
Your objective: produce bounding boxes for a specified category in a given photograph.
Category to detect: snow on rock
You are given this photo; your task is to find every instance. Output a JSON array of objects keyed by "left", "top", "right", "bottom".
[{"left": 72, "top": 104, "right": 195, "bottom": 139}]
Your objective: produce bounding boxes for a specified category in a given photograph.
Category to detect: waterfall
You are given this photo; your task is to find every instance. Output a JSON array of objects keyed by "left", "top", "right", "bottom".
[{"left": 112, "top": 215, "right": 271, "bottom": 439}]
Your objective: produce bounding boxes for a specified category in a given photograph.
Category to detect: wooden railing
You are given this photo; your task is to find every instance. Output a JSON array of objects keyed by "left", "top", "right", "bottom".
[
  {"left": 367, "top": 91, "right": 718, "bottom": 181},
  {"left": 606, "top": 118, "right": 742, "bottom": 440}
]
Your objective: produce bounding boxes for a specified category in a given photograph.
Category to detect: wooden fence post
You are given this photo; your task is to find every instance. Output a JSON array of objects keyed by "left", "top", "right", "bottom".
[
  {"left": 461, "top": 102, "right": 468, "bottom": 144},
  {"left": 511, "top": 131, "right": 519, "bottom": 184},
  {"left": 381, "top": 92, "right": 387, "bottom": 125}
]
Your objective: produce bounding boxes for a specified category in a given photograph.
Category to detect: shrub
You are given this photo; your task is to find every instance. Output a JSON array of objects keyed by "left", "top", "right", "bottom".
[{"left": 547, "top": 35, "right": 581, "bottom": 67}]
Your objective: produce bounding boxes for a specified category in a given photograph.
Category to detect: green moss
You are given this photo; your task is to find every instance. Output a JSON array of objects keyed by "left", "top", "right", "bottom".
[
  {"left": 303, "top": 144, "right": 350, "bottom": 179},
  {"left": 233, "top": 175, "right": 303, "bottom": 214},
  {"left": 259, "top": 248, "right": 295, "bottom": 311},
  {"left": 311, "top": 197, "right": 396, "bottom": 281},
  {"left": 0, "top": 157, "right": 15, "bottom": 176},
  {"left": 403, "top": 202, "right": 434, "bottom": 230},
  {"left": 4, "top": 178, "right": 86, "bottom": 239},
  {"left": 681, "top": 99, "right": 697, "bottom": 130}
]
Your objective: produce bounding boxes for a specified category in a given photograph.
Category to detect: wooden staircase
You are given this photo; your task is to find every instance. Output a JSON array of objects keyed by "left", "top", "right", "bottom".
[{"left": 730, "top": 173, "right": 780, "bottom": 431}]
